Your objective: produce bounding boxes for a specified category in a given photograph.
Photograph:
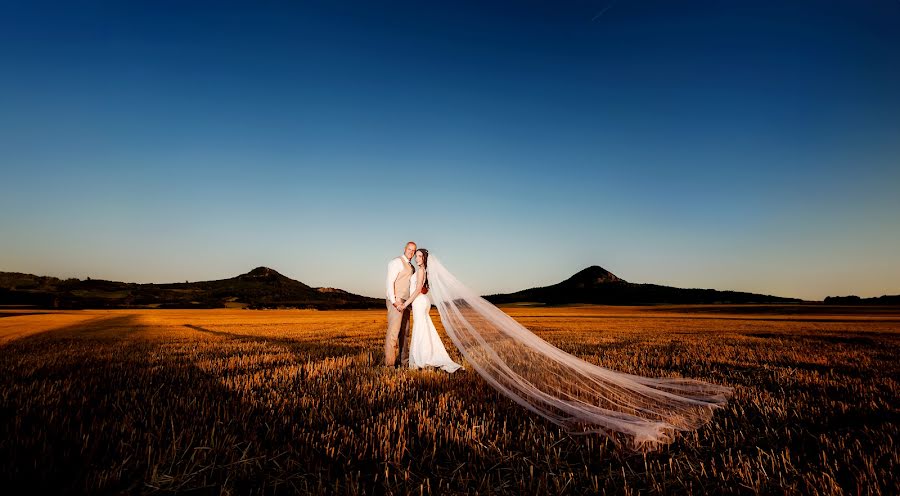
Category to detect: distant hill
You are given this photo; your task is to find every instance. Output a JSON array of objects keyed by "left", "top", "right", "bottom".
[
  {"left": 823, "top": 294, "right": 900, "bottom": 305},
  {"left": 7, "top": 264, "right": 892, "bottom": 310},
  {"left": 486, "top": 266, "right": 804, "bottom": 305},
  {"left": 0, "top": 267, "right": 382, "bottom": 310}
]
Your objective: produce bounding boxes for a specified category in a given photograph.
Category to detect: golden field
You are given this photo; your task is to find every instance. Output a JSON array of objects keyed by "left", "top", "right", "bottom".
[{"left": 0, "top": 305, "right": 897, "bottom": 495}]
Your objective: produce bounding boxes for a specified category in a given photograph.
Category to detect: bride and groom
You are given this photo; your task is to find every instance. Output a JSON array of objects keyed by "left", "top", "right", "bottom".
[
  {"left": 383, "top": 241, "right": 734, "bottom": 450},
  {"left": 385, "top": 241, "right": 461, "bottom": 373}
]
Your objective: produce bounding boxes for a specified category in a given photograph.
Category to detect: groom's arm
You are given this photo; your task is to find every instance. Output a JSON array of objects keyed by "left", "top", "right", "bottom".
[{"left": 386, "top": 258, "right": 401, "bottom": 304}]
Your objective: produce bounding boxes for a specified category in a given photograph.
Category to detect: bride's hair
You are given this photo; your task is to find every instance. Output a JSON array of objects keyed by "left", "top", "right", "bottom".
[{"left": 418, "top": 249, "right": 429, "bottom": 294}]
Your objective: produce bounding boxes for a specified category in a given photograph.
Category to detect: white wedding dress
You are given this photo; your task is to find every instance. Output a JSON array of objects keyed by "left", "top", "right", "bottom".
[{"left": 407, "top": 274, "right": 462, "bottom": 373}]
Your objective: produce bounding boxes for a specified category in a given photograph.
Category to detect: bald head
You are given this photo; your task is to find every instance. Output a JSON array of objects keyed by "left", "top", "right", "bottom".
[{"left": 404, "top": 241, "right": 417, "bottom": 260}]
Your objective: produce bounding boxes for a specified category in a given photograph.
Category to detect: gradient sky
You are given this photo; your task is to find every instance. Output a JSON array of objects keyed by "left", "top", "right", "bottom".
[{"left": 1, "top": 0, "right": 899, "bottom": 301}]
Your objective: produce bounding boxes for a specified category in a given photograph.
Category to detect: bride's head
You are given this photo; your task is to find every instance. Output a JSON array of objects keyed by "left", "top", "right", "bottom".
[{"left": 415, "top": 249, "right": 429, "bottom": 267}]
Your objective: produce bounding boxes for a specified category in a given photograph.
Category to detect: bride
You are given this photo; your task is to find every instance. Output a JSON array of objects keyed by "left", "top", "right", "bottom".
[
  {"left": 399, "top": 249, "right": 462, "bottom": 373},
  {"left": 399, "top": 249, "right": 733, "bottom": 450}
]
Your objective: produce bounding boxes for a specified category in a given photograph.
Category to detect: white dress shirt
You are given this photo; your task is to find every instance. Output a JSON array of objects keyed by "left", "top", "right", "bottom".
[{"left": 386, "top": 255, "right": 412, "bottom": 304}]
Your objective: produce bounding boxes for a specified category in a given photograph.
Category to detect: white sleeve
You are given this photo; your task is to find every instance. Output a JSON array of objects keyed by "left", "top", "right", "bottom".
[{"left": 386, "top": 258, "right": 402, "bottom": 304}]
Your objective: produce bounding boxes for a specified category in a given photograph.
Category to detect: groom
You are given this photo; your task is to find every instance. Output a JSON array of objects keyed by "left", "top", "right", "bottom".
[{"left": 384, "top": 241, "right": 416, "bottom": 368}]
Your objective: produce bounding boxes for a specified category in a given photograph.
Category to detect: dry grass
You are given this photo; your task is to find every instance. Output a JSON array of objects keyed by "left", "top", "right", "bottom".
[{"left": 0, "top": 305, "right": 897, "bottom": 495}]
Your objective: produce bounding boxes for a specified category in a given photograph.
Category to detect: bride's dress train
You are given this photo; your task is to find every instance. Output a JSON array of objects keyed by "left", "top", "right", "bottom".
[
  {"left": 408, "top": 285, "right": 462, "bottom": 373},
  {"left": 424, "top": 253, "right": 734, "bottom": 450}
]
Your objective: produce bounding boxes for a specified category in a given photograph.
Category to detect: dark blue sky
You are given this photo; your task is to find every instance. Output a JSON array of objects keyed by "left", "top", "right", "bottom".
[{"left": 1, "top": 0, "right": 898, "bottom": 299}]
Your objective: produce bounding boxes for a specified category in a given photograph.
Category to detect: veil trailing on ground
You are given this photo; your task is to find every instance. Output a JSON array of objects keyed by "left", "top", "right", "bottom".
[{"left": 425, "top": 254, "right": 734, "bottom": 450}]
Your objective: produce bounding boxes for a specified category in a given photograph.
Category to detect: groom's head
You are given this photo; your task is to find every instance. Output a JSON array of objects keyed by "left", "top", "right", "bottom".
[{"left": 404, "top": 241, "right": 417, "bottom": 260}]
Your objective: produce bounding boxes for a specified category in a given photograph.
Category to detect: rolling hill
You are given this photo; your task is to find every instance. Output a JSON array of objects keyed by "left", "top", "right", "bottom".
[
  {"left": 823, "top": 294, "right": 900, "bottom": 305},
  {"left": 485, "top": 266, "right": 804, "bottom": 305},
  {"left": 0, "top": 267, "right": 382, "bottom": 310},
  {"left": 9, "top": 263, "right": 888, "bottom": 309}
]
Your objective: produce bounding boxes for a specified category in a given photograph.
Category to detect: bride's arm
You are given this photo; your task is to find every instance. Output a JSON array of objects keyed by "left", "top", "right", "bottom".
[{"left": 401, "top": 270, "right": 426, "bottom": 311}]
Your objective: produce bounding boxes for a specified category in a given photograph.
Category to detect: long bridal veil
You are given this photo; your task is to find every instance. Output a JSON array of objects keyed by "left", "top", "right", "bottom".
[{"left": 426, "top": 254, "right": 734, "bottom": 450}]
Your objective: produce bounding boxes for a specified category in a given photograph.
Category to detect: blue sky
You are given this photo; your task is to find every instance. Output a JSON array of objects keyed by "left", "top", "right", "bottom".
[{"left": 1, "top": 0, "right": 898, "bottom": 300}]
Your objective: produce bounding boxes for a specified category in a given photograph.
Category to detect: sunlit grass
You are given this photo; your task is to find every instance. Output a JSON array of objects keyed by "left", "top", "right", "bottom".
[{"left": 0, "top": 306, "right": 896, "bottom": 494}]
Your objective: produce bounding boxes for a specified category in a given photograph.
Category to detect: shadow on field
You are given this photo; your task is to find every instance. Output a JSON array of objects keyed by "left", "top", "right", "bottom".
[
  {"left": 1, "top": 314, "right": 151, "bottom": 493},
  {"left": 0, "top": 312, "right": 53, "bottom": 318},
  {"left": 0, "top": 314, "right": 364, "bottom": 494},
  {"left": 1, "top": 314, "right": 475, "bottom": 494},
  {"left": 183, "top": 323, "right": 364, "bottom": 360}
]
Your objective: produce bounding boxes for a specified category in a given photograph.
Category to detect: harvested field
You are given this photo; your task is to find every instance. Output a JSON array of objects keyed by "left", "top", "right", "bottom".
[{"left": 1, "top": 305, "right": 897, "bottom": 494}]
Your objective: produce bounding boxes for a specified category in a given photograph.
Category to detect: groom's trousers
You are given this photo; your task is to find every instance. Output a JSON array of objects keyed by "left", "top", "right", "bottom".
[{"left": 385, "top": 300, "right": 412, "bottom": 367}]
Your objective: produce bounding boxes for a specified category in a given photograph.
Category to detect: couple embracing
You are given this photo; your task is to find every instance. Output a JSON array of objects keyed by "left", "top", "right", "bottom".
[{"left": 384, "top": 241, "right": 461, "bottom": 373}]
